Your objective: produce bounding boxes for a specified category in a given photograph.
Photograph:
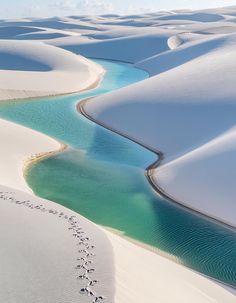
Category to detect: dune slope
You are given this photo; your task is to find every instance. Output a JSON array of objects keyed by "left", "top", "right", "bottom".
[
  {"left": 0, "top": 118, "right": 61, "bottom": 192},
  {"left": 0, "top": 186, "right": 114, "bottom": 303},
  {"left": 83, "top": 32, "right": 236, "bottom": 227},
  {"left": 0, "top": 40, "right": 103, "bottom": 101},
  {"left": 50, "top": 31, "right": 177, "bottom": 63}
]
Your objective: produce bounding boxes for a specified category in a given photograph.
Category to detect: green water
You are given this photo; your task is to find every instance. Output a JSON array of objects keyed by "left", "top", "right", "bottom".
[{"left": 0, "top": 60, "right": 235, "bottom": 287}]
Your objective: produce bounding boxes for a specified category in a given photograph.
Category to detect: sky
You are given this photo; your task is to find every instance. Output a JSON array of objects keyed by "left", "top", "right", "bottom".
[{"left": 1, "top": 0, "right": 236, "bottom": 19}]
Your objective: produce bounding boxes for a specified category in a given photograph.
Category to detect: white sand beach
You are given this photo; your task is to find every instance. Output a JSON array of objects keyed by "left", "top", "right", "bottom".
[
  {"left": 0, "top": 5, "right": 235, "bottom": 303},
  {"left": 0, "top": 40, "right": 103, "bottom": 101}
]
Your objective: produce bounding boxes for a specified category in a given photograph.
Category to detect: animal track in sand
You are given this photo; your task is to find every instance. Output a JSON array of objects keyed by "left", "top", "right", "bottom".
[{"left": 0, "top": 191, "right": 106, "bottom": 303}]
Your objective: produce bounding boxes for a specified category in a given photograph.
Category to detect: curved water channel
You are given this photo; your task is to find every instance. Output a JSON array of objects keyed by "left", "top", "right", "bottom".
[{"left": 0, "top": 60, "right": 236, "bottom": 287}]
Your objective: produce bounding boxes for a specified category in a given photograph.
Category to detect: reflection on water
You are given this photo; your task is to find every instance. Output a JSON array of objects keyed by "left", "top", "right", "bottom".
[{"left": 0, "top": 60, "right": 235, "bottom": 287}]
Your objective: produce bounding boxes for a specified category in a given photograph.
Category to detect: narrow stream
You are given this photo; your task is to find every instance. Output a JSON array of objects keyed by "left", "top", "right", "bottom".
[{"left": 0, "top": 60, "right": 235, "bottom": 287}]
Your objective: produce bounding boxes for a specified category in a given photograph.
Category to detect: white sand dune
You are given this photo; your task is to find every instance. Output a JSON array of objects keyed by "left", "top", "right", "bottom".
[
  {"left": 17, "top": 31, "right": 68, "bottom": 40},
  {"left": 0, "top": 18, "right": 101, "bottom": 31},
  {"left": 87, "top": 26, "right": 180, "bottom": 40},
  {"left": 50, "top": 32, "right": 177, "bottom": 63},
  {"left": 0, "top": 24, "right": 83, "bottom": 40},
  {"left": 158, "top": 12, "right": 224, "bottom": 22},
  {"left": 0, "top": 185, "right": 114, "bottom": 303},
  {"left": 0, "top": 118, "right": 61, "bottom": 193},
  {"left": 169, "top": 21, "right": 236, "bottom": 35},
  {"left": 48, "top": 35, "right": 97, "bottom": 48},
  {"left": 167, "top": 32, "right": 208, "bottom": 49},
  {"left": 154, "top": 127, "right": 236, "bottom": 226},
  {"left": 0, "top": 26, "right": 43, "bottom": 39},
  {"left": 0, "top": 40, "right": 103, "bottom": 101},
  {"left": 167, "top": 34, "right": 184, "bottom": 49},
  {"left": 83, "top": 21, "right": 236, "bottom": 227},
  {"left": 85, "top": 33, "right": 236, "bottom": 156},
  {"left": 136, "top": 32, "right": 227, "bottom": 75},
  {"left": 198, "top": 6, "right": 236, "bottom": 17}
]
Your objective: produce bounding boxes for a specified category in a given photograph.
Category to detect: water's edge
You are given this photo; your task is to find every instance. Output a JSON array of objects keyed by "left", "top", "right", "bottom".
[{"left": 78, "top": 98, "right": 236, "bottom": 232}]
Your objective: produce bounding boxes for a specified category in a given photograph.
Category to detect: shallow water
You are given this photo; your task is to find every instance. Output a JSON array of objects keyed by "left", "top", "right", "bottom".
[{"left": 0, "top": 60, "right": 236, "bottom": 287}]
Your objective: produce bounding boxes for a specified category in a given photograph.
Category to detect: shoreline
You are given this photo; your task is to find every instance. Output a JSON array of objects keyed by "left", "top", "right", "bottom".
[
  {"left": 0, "top": 40, "right": 105, "bottom": 103},
  {"left": 23, "top": 141, "right": 67, "bottom": 180},
  {"left": 21, "top": 64, "right": 106, "bottom": 191},
  {"left": 102, "top": 225, "right": 181, "bottom": 264},
  {"left": 0, "top": 58, "right": 104, "bottom": 192},
  {"left": 0, "top": 68, "right": 105, "bottom": 103},
  {"left": 0, "top": 118, "right": 62, "bottom": 193},
  {"left": 78, "top": 98, "right": 236, "bottom": 231},
  {"left": 102, "top": 224, "right": 236, "bottom": 293},
  {"left": 24, "top": 132, "right": 236, "bottom": 291}
]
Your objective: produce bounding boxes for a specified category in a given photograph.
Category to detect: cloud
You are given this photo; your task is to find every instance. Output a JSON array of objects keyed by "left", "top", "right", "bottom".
[
  {"left": 78, "top": 0, "right": 114, "bottom": 13},
  {"left": 127, "top": 4, "right": 157, "bottom": 14},
  {"left": 51, "top": 0, "right": 114, "bottom": 14},
  {"left": 21, "top": 4, "right": 45, "bottom": 18},
  {"left": 53, "top": 0, "right": 78, "bottom": 10}
]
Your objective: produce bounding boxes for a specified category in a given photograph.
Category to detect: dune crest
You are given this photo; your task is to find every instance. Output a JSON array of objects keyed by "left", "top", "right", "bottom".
[{"left": 0, "top": 40, "right": 103, "bottom": 101}]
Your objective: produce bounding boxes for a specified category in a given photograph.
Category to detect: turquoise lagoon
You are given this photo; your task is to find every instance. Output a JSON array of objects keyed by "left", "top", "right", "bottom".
[{"left": 0, "top": 60, "right": 235, "bottom": 287}]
